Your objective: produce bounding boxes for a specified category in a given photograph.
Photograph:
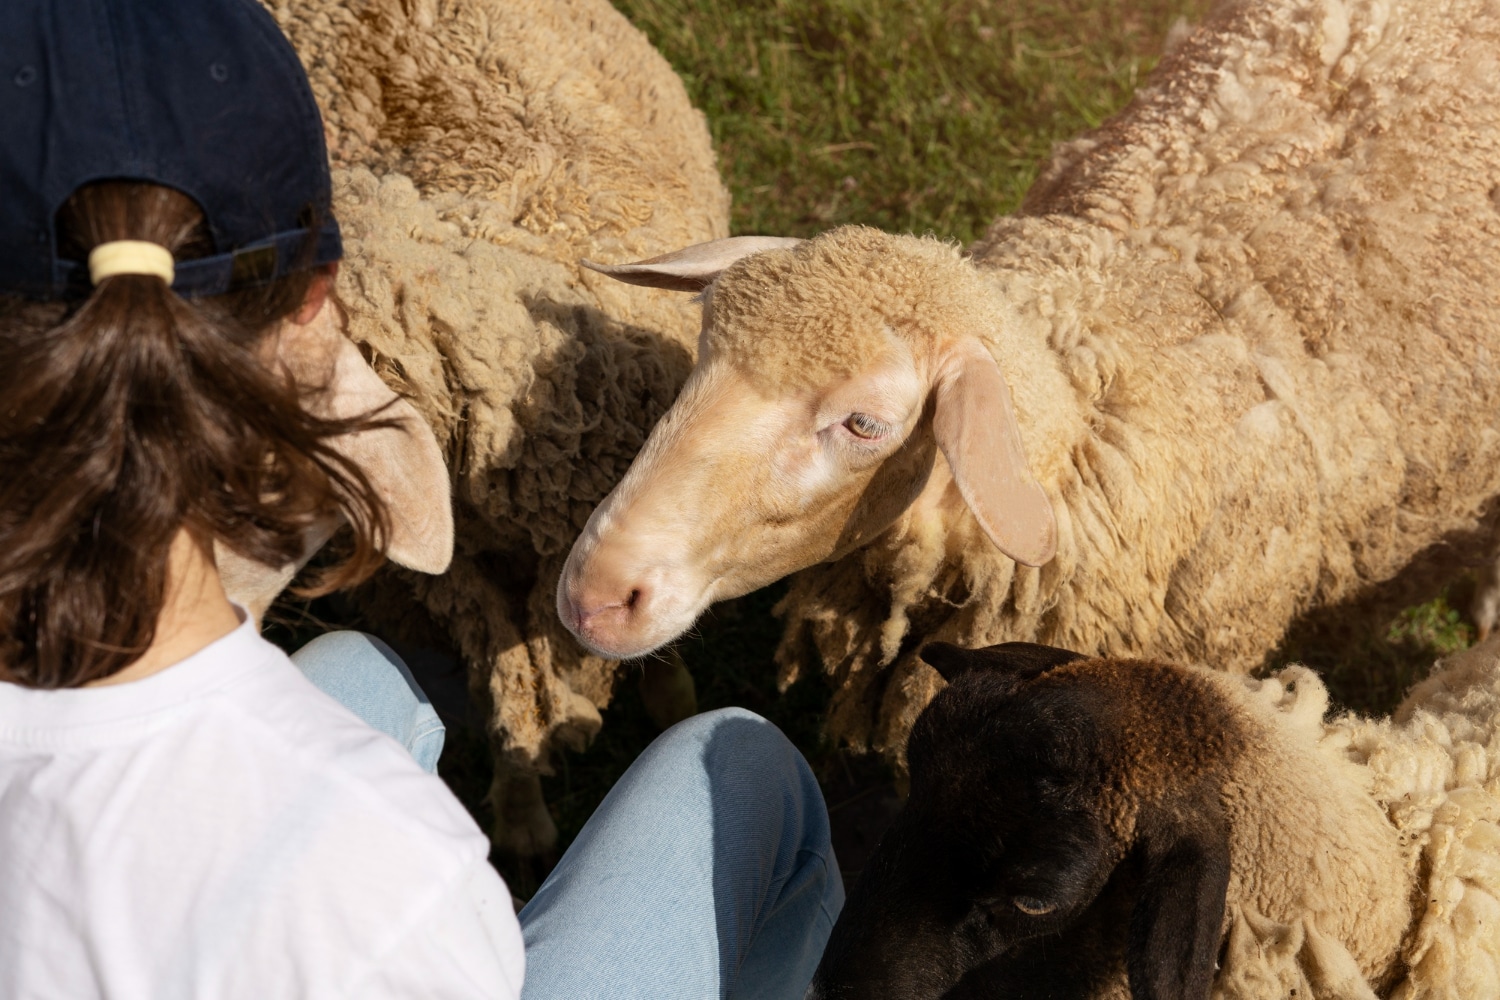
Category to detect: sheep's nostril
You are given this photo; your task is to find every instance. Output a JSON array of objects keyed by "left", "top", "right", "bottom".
[{"left": 570, "top": 582, "right": 646, "bottom": 632}]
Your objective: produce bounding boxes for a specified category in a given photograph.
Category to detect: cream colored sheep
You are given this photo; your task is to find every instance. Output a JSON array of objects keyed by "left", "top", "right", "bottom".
[
  {"left": 559, "top": 0, "right": 1500, "bottom": 768},
  {"left": 807, "top": 639, "right": 1500, "bottom": 999},
  {"left": 254, "top": 0, "right": 730, "bottom": 850},
  {"left": 1217, "top": 640, "right": 1500, "bottom": 998}
]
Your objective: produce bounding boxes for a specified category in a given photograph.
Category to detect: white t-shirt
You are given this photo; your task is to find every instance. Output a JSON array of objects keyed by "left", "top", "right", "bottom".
[{"left": 0, "top": 615, "right": 525, "bottom": 1000}]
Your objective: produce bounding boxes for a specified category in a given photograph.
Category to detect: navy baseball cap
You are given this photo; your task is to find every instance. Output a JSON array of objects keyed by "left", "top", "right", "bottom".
[{"left": 0, "top": 0, "right": 341, "bottom": 301}]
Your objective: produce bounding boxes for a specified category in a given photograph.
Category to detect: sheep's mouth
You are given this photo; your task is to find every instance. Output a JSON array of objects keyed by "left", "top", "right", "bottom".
[{"left": 570, "top": 628, "right": 681, "bottom": 662}]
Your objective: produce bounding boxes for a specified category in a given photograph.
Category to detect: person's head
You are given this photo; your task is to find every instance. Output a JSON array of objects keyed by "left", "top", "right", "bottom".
[{"left": 0, "top": 0, "right": 391, "bottom": 687}]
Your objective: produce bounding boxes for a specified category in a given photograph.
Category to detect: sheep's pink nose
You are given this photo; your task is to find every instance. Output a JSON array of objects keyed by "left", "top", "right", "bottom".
[{"left": 560, "top": 572, "right": 652, "bottom": 655}]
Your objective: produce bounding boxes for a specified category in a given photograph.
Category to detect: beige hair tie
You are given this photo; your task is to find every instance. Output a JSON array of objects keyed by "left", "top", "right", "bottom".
[{"left": 88, "top": 240, "right": 175, "bottom": 286}]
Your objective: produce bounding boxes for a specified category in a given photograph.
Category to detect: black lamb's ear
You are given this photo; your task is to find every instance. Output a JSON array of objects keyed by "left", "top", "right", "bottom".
[
  {"left": 1126, "top": 809, "right": 1231, "bottom": 1000},
  {"left": 918, "top": 642, "right": 980, "bottom": 682},
  {"left": 919, "top": 641, "right": 1085, "bottom": 684}
]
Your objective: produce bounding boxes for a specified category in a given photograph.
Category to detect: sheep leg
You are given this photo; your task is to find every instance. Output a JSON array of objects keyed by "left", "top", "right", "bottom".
[
  {"left": 638, "top": 647, "right": 698, "bottom": 730},
  {"left": 490, "top": 764, "right": 559, "bottom": 859},
  {"left": 1471, "top": 540, "right": 1500, "bottom": 642}
]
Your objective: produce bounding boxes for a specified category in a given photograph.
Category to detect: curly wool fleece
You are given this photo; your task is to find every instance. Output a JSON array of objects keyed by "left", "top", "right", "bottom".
[
  {"left": 262, "top": 0, "right": 729, "bottom": 767},
  {"left": 1208, "top": 638, "right": 1500, "bottom": 999},
  {"left": 771, "top": 0, "right": 1500, "bottom": 765}
]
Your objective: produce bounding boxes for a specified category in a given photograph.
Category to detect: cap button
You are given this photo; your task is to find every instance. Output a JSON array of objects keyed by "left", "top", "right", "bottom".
[
  {"left": 209, "top": 63, "right": 229, "bottom": 83},
  {"left": 14, "top": 66, "right": 37, "bottom": 87}
]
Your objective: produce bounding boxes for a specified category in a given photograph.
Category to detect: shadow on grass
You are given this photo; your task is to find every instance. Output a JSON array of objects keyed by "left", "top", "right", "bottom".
[{"left": 1269, "top": 571, "right": 1478, "bottom": 717}]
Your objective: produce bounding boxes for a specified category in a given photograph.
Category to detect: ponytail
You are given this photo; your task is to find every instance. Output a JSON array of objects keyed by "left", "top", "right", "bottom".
[{"left": 0, "top": 182, "right": 390, "bottom": 688}]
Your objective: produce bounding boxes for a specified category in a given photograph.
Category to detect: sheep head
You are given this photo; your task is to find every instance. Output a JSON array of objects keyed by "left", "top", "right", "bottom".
[
  {"left": 558, "top": 226, "right": 1059, "bottom": 659},
  {"left": 810, "top": 642, "right": 1244, "bottom": 1000}
]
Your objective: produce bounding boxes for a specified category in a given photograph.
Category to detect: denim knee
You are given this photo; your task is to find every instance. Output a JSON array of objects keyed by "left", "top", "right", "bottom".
[
  {"left": 658, "top": 707, "right": 788, "bottom": 758},
  {"left": 655, "top": 708, "right": 831, "bottom": 845}
]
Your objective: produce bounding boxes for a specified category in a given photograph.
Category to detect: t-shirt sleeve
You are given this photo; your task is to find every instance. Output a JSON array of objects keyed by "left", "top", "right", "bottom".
[{"left": 354, "top": 856, "right": 526, "bottom": 999}]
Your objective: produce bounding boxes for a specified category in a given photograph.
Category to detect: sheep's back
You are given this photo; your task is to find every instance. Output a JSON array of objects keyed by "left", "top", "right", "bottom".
[
  {"left": 1018, "top": 0, "right": 1500, "bottom": 579},
  {"left": 1366, "top": 640, "right": 1500, "bottom": 997},
  {"left": 1208, "top": 666, "right": 1413, "bottom": 997}
]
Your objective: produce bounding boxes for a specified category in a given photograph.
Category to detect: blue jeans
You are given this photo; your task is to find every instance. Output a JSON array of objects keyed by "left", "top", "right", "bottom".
[{"left": 292, "top": 632, "right": 844, "bottom": 1000}]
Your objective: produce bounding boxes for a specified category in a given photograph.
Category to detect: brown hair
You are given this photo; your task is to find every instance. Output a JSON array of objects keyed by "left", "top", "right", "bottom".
[{"left": 0, "top": 181, "right": 391, "bottom": 688}]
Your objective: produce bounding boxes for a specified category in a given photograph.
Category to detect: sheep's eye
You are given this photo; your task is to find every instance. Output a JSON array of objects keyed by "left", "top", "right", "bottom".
[
  {"left": 844, "top": 413, "right": 886, "bottom": 439},
  {"left": 1013, "top": 896, "right": 1057, "bottom": 916}
]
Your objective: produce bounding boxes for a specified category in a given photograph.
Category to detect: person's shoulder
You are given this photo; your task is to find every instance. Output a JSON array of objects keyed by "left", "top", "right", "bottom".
[
  {"left": 209, "top": 632, "right": 487, "bottom": 856},
  {"left": 207, "top": 639, "right": 515, "bottom": 991}
]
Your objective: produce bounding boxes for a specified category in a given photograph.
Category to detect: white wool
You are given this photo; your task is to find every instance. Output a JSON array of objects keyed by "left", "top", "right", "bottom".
[{"left": 1215, "top": 642, "right": 1500, "bottom": 997}]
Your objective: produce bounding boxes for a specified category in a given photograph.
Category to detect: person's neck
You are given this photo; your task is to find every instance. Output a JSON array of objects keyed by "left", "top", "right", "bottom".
[{"left": 87, "top": 530, "right": 242, "bottom": 687}]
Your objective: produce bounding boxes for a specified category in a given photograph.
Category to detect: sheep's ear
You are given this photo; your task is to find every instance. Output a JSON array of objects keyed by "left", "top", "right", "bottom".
[
  {"left": 920, "top": 641, "right": 1083, "bottom": 684},
  {"left": 219, "top": 311, "right": 453, "bottom": 627},
  {"left": 1126, "top": 812, "right": 1231, "bottom": 1000},
  {"left": 580, "top": 236, "right": 804, "bottom": 291},
  {"left": 317, "top": 329, "right": 454, "bottom": 574},
  {"left": 932, "top": 342, "right": 1056, "bottom": 566},
  {"left": 280, "top": 308, "right": 454, "bottom": 576}
]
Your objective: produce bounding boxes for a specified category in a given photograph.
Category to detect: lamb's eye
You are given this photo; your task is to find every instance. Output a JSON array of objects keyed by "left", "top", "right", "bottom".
[
  {"left": 844, "top": 413, "right": 886, "bottom": 439},
  {"left": 1013, "top": 896, "right": 1057, "bottom": 916}
]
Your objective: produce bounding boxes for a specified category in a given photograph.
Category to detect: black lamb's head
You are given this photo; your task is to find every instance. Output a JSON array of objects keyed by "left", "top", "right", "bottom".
[{"left": 808, "top": 642, "right": 1240, "bottom": 1000}]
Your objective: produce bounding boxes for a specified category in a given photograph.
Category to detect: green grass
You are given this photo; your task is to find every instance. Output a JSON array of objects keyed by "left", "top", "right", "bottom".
[
  {"left": 1387, "top": 596, "right": 1475, "bottom": 657},
  {"left": 614, "top": 0, "right": 1207, "bottom": 241},
  {"left": 1270, "top": 576, "right": 1479, "bottom": 717}
]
